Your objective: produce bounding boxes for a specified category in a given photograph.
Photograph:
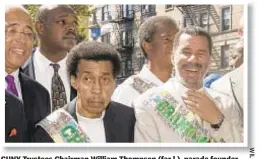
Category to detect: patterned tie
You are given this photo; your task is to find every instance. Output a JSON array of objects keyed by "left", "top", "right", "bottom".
[
  {"left": 5, "top": 75, "right": 18, "bottom": 97},
  {"left": 50, "top": 63, "right": 67, "bottom": 111}
]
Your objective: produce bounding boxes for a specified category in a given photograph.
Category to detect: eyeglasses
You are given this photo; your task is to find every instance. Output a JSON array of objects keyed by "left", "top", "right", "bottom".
[{"left": 5, "top": 28, "right": 34, "bottom": 39}]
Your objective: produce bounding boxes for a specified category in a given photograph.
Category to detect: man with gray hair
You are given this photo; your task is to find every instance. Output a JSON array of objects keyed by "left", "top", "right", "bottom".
[
  {"left": 112, "top": 16, "right": 179, "bottom": 107},
  {"left": 133, "top": 26, "right": 242, "bottom": 143},
  {"left": 5, "top": 5, "right": 51, "bottom": 142}
]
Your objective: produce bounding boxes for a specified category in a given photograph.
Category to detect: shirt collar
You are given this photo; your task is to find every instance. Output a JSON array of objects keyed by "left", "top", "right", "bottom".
[
  {"left": 171, "top": 77, "right": 204, "bottom": 96},
  {"left": 138, "top": 64, "right": 164, "bottom": 86},
  {"left": 5, "top": 69, "right": 19, "bottom": 81},
  {"left": 76, "top": 103, "right": 106, "bottom": 122},
  {"left": 34, "top": 47, "right": 68, "bottom": 70}
]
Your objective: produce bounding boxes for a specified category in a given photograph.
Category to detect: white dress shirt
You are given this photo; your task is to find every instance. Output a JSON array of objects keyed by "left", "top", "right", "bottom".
[
  {"left": 76, "top": 108, "right": 106, "bottom": 143},
  {"left": 33, "top": 48, "right": 70, "bottom": 108},
  {"left": 112, "top": 64, "right": 164, "bottom": 107},
  {"left": 5, "top": 69, "right": 23, "bottom": 101}
]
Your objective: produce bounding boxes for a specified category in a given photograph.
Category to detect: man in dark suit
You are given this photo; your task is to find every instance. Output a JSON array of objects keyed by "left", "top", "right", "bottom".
[
  {"left": 5, "top": 91, "right": 25, "bottom": 142},
  {"left": 23, "top": 5, "right": 77, "bottom": 109},
  {"left": 5, "top": 5, "right": 51, "bottom": 142},
  {"left": 34, "top": 41, "right": 135, "bottom": 143}
]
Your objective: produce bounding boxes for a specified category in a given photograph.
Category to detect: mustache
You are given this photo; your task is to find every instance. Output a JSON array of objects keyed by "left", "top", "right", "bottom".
[{"left": 182, "top": 63, "right": 202, "bottom": 70}]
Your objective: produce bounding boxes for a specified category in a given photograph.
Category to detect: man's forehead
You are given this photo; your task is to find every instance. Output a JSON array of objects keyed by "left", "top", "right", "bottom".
[
  {"left": 79, "top": 60, "right": 113, "bottom": 69},
  {"left": 178, "top": 33, "right": 209, "bottom": 46},
  {"left": 6, "top": 10, "right": 32, "bottom": 25},
  {"left": 179, "top": 33, "right": 193, "bottom": 42},
  {"left": 45, "top": 6, "right": 75, "bottom": 16},
  {"left": 175, "top": 33, "right": 192, "bottom": 49},
  {"left": 156, "top": 26, "right": 177, "bottom": 36},
  {"left": 159, "top": 32, "right": 173, "bottom": 37}
]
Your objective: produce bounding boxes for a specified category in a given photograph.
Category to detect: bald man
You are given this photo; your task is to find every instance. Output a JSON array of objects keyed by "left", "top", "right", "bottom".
[
  {"left": 23, "top": 5, "right": 78, "bottom": 111},
  {"left": 5, "top": 5, "right": 51, "bottom": 142}
]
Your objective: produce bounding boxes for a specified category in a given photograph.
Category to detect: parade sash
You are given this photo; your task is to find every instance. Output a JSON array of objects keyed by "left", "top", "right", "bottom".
[
  {"left": 142, "top": 89, "right": 225, "bottom": 143},
  {"left": 132, "top": 76, "right": 157, "bottom": 94},
  {"left": 36, "top": 109, "right": 91, "bottom": 143}
]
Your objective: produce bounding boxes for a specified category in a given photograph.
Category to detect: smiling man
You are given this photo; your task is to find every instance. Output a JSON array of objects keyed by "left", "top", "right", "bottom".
[
  {"left": 5, "top": 5, "right": 51, "bottom": 142},
  {"left": 33, "top": 41, "right": 135, "bottom": 143},
  {"left": 133, "top": 26, "right": 242, "bottom": 143},
  {"left": 23, "top": 5, "right": 78, "bottom": 112},
  {"left": 112, "top": 16, "right": 179, "bottom": 107}
]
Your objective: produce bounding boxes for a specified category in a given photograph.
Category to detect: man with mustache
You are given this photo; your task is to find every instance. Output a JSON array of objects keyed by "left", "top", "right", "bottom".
[
  {"left": 112, "top": 16, "right": 179, "bottom": 107},
  {"left": 33, "top": 41, "right": 135, "bottom": 143},
  {"left": 23, "top": 5, "right": 77, "bottom": 112},
  {"left": 5, "top": 5, "right": 51, "bottom": 142},
  {"left": 133, "top": 26, "right": 242, "bottom": 143}
]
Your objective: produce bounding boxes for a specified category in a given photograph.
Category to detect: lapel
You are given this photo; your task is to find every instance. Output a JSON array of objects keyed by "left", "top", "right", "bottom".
[
  {"left": 65, "top": 98, "right": 78, "bottom": 122},
  {"left": 22, "top": 49, "right": 36, "bottom": 79},
  {"left": 18, "top": 72, "right": 35, "bottom": 116},
  {"left": 70, "top": 87, "right": 77, "bottom": 101},
  {"left": 229, "top": 67, "right": 243, "bottom": 107},
  {"left": 103, "top": 102, "right": 116, "bottom": 142},
  {"left": 18, "top": 72, "right": 34, "bottom": 142}
]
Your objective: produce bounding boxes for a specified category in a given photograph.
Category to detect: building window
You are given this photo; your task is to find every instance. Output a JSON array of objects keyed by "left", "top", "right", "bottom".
[
  {"left": 120, "top": 30, "right": 133, "bottom": 46},
  {"left": 102, "top": 5, "right": 111, "bottom": 21},
  {"left": 127, "top": 60, "right": 132, "bottom": 74},
  {"left": 221, "top": 7, "right": 231, "bottom": 31},
  {"left": 183, "top": 17, "right": 187, "bottom": 27},
  {"left": 141, "top": 5, "right": 156, "bottom": 22},
  {"left": 165, "top": 5, "right": 173, "bottom": 10},
  {"left": 101, "top": 33, "right": 110, "bottom": 44},
  {"left": 141, "top": 5, "right": 156, "bottom": 14},
  {"left": 200, "top": 12, "right": 208, "bottom": 28},
  {"left": 141, "top": 5, "right": 148, "bottom": 14},
  {"left": 120, "top": 5, "right": 133, "bottom": 18},
  {"left": 220, "top": 45, "right": 230, "bottom": 69},
  {"left": 92, "top": 12, "right": 97, "bottom": 25},
  {"left": 119, "top": 56, "right": 132, "bottom": 78}
]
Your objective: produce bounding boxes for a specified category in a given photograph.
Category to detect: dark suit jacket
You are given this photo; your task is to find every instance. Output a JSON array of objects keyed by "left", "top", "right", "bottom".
[
  {"left": 33, "top": 99, "right": 136, "bottom": 143},
  {"left": 19, "top": 72, "right": 51, "bottom": 142},
  {"left": 5, "top": 91, "right": 26, "bottom": 142},
  {"left": 22, "top": 50, "right": 77, "bottom": 101}
]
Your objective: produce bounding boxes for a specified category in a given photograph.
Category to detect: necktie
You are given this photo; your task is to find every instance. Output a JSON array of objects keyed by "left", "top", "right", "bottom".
[
  {"left": 50, "top": 63, "right": 67, "bottom": 111},
  {"left": 5, "top": 75, "right": 18, "bottom": 97}
]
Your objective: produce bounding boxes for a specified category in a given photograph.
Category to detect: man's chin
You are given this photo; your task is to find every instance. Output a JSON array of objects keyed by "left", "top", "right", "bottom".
[
  {"left": 63, "top": 40, "right": 76, "bottom": 45},
  {"left": 7, "top": 60, "right": 25, "bottom": 70},
  {"left": 88, "top": 107, "right": 105, "bottom": 114},
  {"left": 87, "top": 111, "right": 104, "bottom": 118}
]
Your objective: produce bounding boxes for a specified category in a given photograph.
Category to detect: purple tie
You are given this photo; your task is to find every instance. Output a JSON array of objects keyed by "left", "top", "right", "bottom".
[{"left": 5, "top": 75, "right": 18, "bottom": 97}]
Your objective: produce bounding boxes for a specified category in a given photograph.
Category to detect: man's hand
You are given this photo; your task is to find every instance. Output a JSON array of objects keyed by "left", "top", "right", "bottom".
[{"left": 182, "top": 90, "right": 223, "bottom": 124}]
